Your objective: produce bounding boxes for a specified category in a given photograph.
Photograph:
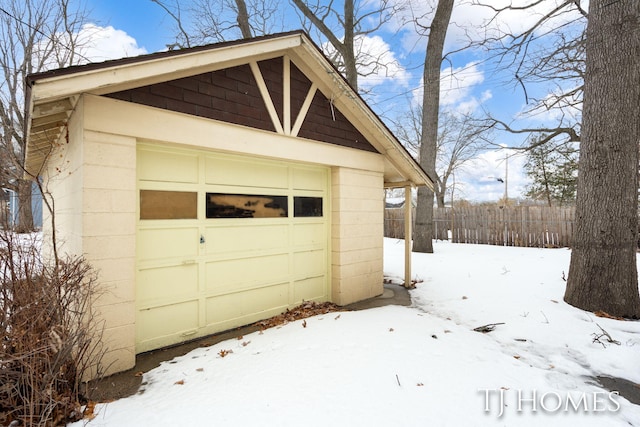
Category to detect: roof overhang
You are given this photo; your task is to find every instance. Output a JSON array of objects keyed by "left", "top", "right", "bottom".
[{"left": 25, "top": 31, "right": 433, "bottom": 189}]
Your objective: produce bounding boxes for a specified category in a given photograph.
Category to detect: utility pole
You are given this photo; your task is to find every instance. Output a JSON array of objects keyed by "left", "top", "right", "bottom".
[{"left": 504, "top": 150, "right": 508, "bottom": 206}]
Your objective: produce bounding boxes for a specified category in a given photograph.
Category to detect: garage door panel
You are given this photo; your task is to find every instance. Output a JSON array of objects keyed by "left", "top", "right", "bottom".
[
  {"left": 138, "top": 227, "right": 199, "bottom": 261},
  {"left": 294, "top": 277, "right": 326, "bottom": 303},
  {"left": 138, "top": 300, "right": 199, "bottom": 345},
  {"left": 205, "top": 283, "right": 289, "bottom": 325},
  {"left": 292, "top": 167, "right": 326, "bottom": 190},
  {"left": 293, "top": 223, "right": 325, "bottom": 247},
  {"left": 205, "top": 156, "right": 288, "bottom": 188},
  {"left": 137, "top": 146, "right": 329, "bottom": 353},
  {"left": 138, "top": 149, "right": 199, "bottom": 183},
  {"left": 138, "top": 264, "right": 199, "bottom": 304},
  {"left": 204, "top": 224, "right": 289, "bottom": 255},
  {"left": 205, "top": 253, "right": 289, "bottom": 292},
  {"left": 293, "top": 250, "right": 326, "bottom": 277}
]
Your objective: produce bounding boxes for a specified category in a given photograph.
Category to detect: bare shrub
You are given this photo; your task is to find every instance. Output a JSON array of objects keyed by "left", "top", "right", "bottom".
[{"left": 0, "top": 231, "right": 105, "bottom": 426}]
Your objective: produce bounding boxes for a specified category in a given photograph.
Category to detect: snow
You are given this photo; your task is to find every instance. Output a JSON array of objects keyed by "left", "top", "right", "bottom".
[{"left": 72, "top": 239, "right": 640, "bottom": 426}]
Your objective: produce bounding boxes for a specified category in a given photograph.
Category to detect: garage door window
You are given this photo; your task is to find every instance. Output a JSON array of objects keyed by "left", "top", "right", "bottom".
[
  {"left": 206, "top": 193, "right": 288, "bottom": 218},
  {"left": 294, "top": 196, "right": 323, "bottom": 217},
  {"left": 140, "top": 190, "right": 197, "bottom": 219}
]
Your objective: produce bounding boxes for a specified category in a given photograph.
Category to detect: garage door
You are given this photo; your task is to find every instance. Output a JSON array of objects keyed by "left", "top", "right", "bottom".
[{"left": 136, "top": 143, "right": 329, "bottom": 353}]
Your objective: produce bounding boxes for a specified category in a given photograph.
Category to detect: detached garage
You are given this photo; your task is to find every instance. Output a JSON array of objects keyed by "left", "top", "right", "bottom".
[{"left": 24, "top": 31, "right": 432, "bottom": 376}]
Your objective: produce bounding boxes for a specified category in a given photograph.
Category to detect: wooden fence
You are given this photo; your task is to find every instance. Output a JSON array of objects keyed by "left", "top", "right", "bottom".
[{"left": 385, "top": 206, "right": 575, "bottom": 248}]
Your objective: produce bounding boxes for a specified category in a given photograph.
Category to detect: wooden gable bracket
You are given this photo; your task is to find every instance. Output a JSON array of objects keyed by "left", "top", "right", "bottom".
[{"left": 250, "top": 56, "right": 318, "bottom": 137}]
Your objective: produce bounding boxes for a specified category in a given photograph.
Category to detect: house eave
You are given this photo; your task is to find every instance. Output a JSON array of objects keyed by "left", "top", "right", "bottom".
[{"left": 25, "top": 31, "right": 434, "bottom": 189}]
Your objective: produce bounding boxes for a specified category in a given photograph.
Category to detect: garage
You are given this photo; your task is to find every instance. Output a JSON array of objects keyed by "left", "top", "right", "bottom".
[
  {"left": 24, "top": 31, "right": 432, "bottom": 377},
  {"left": 136, "top": 144, "right": 329, "bottom": 351}
]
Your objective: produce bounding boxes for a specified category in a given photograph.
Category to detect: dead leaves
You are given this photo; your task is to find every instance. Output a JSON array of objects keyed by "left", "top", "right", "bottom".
[
  {"left": 253, "top": 301, "right": 343, "bottom": 330},
  {"left": 218, "top": 349, "right": 233, "bottom": 358},
  {"left": 83, "top": 401, "right": 97, "bottom": 421},
  {"left": 594, "top": 310, "right": 626, "bottom": 321}
]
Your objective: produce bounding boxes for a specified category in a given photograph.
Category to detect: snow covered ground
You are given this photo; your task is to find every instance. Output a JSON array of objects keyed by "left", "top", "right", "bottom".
[{"left": 72, "top": 239, "right": 640, "bottom": 426}]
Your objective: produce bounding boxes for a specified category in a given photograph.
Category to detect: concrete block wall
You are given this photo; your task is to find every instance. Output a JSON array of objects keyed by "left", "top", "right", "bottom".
[
  {"left": 331, "top": 167, "right": 385, "bottom": 305},
  {"left": 42, "top": 99, "right": 85, "bottom": 259},
  {"left": 81, "top": 130, "right": 137, "bottom": 376}
]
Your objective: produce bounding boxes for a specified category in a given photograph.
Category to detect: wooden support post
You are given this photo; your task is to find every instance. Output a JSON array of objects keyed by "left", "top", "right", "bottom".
[{"left": 404, "top": 185, "right": 412, "bottom": 288}]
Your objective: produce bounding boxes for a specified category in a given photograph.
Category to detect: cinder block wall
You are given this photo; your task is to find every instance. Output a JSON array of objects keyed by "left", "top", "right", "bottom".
[
  {"left": 43, "top": 96, "right": 138, "bottom": 378},
  {"left": 331, "top": 167, "right": 384, "bottom": 305},
  {"left": 81, "top": 130, "right": 137, "bottom": 376},
  {"left": 42, "top": 98, "right": 85, "bottom": 258}
]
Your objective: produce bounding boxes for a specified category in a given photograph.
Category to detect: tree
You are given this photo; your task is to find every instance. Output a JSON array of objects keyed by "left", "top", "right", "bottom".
[
  {"left": 151, "top": 0, "right": 281, "bottom": 47},
  {"left": 523, "top": 134, "right": 577, "bottom": 207},
  {"left": 434, "top": 112, "right": 492, "bottom": 209},
  {"left": 413, "top": 0, "right": 454, "bottom": 253},
  {"left": 0, "top": 0, "right": 90, "bottom": 231},
  {"left": 472, "top": 1, "right": 585, "bottom": 153},
  {"left": 394, "top": 106, "right": 491, "bottom": 210},
  {"left": 290, "top": 0, "right": 402, "bottom": 92},
  {"left": 565, "top": 1, "right": 640, "bottom": 318},
  {"left": 154, "top": 0, "right": 405, "bottom": 96}
]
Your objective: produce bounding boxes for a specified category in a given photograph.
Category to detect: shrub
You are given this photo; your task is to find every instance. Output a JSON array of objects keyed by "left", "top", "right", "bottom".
[{"left": 0, "top": 231, "right": 104, "bottom": 426}]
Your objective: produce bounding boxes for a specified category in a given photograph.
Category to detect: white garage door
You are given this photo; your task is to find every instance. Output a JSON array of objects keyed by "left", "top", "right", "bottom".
[{"left": 136, "top": 143, "right": 329, "bottom": 353}]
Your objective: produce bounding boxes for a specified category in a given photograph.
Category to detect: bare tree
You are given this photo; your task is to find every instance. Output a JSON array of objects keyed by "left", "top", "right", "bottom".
[
  {"left": 394, "top": 106, "right": 491, "bottom": 209},
  {"left": 471, "top": 0, "right": 586, "bottom": 149},
  {"left": 0, "top": 0, "right": 90, "bottom": 232},
  {"left": 151, "top": 0, "right": 282, "bottom": 48},
  {"left": 434, "top": 112, "right": 491, "bottom": 208},
  {"left": 473, "top": 0, "right": 640, "bottom": 317},
  {"left": 290, "top": 0, "right": 403, "bottom": 92},
  {"left": 565, "top": 0, "right": 640, "bottom": 318},
  {"left": 413, "top": 0, "right": 454, "bottom": 253}
]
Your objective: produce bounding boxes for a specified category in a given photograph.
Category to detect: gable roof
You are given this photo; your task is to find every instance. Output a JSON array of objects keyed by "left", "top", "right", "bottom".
[{"left": 25, "top": 30, "right": 432, "bottom": 189}]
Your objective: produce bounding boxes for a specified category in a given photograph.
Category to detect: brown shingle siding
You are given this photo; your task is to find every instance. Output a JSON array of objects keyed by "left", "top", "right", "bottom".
[
  {"left": 104, "top": 56, "right": 375, "bottom": 152},
  {"left": 183, "top": 89, "right": 211, "bottom": 108},
  {"left": 299, "top": 92, "right": 376, "bottom": 152}
]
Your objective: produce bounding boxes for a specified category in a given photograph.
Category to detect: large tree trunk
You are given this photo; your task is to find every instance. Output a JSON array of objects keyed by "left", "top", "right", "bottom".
[
  {"left": 413, "top": 0, "right": 454, "bottom": 253},
  {"left": 565, "top": 1, "right": 640, "bottom": 318}
]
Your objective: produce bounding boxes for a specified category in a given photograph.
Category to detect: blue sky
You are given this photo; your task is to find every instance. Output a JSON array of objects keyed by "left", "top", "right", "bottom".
[
  {"left": 89, "top": 1, "right": 170, "bottom": 52},
  {"left": 78, "top": 0, "right": 585, "bottom": 203}
]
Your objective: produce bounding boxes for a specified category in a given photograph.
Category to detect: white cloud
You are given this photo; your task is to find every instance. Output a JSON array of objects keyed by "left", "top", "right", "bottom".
[
  {"left": 76, "top": 23, "right": 148, "bottom": 63},
  {"left": 321, "top": 34, "right": 411, "bottom": 94},
  {"left": 440, "top": 62, "right": 484, "bottom": 105},
  {"left": 455, "top": 148, "right": 529, "bottom": 202},
  {"left": 410, "top": 61, "right": 488, "bottom": 114},
  {"left": 515, "top": 84, "right": 583, "bottom": 126},
  {"left": 34, "top": 23, "right": 147, "bottom": 72},
  {"left": 355, "top": 35, "right": 411, "bottom": 89},
  {"left": 454, "top": 89, "right": 492, "bottom": 115},
  {"left": 393, "top": 0, "right": 587, "bottom": 59}
]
